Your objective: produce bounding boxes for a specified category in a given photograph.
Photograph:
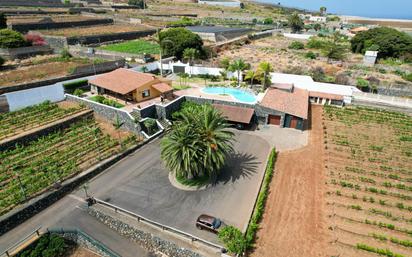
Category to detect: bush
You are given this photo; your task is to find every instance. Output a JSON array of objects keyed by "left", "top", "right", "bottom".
[
  {"left": 73, "top": 89, "right": 84, "bottom": 96},
  {"left": 0, "top": 13, "right": 6, "bottom": 29},
  {"left": 0, "top": 29, "right": 27, "bottom": 49},
  {"left": 60, "top": 48, "right": 72, "bottom": 59},
  {"left": 0, "top": 56, "right": 4, "bottom": 67},
  {"left": 311, "top": 66, "right": 326, "bottom": 82},
  {"left": 24, "top": 33, "right": 46, "bottom": 46},
  {"left": 356, "top": 78, "right": 370, "bottom": 92},
  {"left": 168, "top": 17, "right": 199, "bottom": 27},
  {"left": 351, "top": 27, "right": 412, "bottom": 59},
  {"left": 143, "top": 118, "right": 158, "bottom": 135},
  {"left": 63, "top": 79, "right": 88, "bottom": 92},
  {"left": 288, "top": 41, "right": 305, "bottom": 50},
  {"left": 402, "top": 73, "right": 412, "bottom": 82},
  {"left": 218, "top": 226, "right": 247, "bottom": 254},
  {"left": 16, "top": 234, "right": 67, "bottom": 257},
  {"left": 90, "top": 95, "right": 124, "bottom": 108},
  {"left": 306, "top": 37, "right": 327, "bottom": 49},
  {"left": 128, "top": 0, "right": 145, "bottom": 7},
  {"left": 305, "top": 51, "right": 317, "bottom": 59},
  {"left": 158, "top": 28, "right": 203, "bottom": 59},
  {"left": 263, "top": 17, "right": 273, "bottom": 24}
]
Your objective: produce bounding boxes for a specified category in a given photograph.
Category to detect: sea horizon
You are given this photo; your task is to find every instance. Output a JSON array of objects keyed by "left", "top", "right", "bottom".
[{"left": 254, "top": 0, "right": 412, "bottom": 20}]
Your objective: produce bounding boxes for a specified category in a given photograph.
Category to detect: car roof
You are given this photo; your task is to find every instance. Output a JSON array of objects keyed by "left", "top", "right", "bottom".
[{"left": 198, "top": 214, "right": 215, "bottom": 223}]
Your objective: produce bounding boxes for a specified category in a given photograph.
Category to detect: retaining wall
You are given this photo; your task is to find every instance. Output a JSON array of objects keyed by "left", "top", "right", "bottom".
[
  {"left": 0, "top": 45, "right": 53, "bottom": 60},
  {"left": 0, "top": 110, "right": 93, "bottom": 151},
  {"left": 10, "top": 18, "right": 113, "bottom": 33},
  {"left": 0, "top": 141, "right": 151, "bottom": 236}
]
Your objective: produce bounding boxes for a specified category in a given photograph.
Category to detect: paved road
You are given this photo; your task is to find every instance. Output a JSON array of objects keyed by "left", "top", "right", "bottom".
[
  {"left": 1, "top": 130, "right": 270, "bottom": 254},
  {"left": 76, "top": 130, "right": 270, "bottom": 244}
]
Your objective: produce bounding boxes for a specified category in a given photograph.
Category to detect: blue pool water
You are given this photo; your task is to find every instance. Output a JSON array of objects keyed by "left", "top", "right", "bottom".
[{"left": 202, "top": 87, "right": 257, "bottom": 103}]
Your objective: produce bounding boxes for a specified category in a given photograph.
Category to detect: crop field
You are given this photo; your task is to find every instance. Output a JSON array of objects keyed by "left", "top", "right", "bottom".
[
  {"left": 99, "top": 39, "right": 160, "bottom": 55},
  {"left": 0, "top": 118, "right": 136, "bottom": 214},
  {"left": 0, "top": 101, "right": 87, "bottom": 141},
  {"left": 40, "top": 24, "right": 152, "bottom": 37},
  {"left": 324, "top": 106, "right": 412, "bottom": 257}
]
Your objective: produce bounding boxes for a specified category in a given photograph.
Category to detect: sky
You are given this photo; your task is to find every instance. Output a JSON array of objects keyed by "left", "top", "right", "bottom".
[{"left": 256, "top": 0, "right": 412, "bottom": 19}]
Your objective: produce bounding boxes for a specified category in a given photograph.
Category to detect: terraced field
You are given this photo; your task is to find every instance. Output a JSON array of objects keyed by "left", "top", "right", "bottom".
[
  {"left": 324, "top": 106, "right": 412, "bottom": 257},
  {"left": 0, "top": 118, "right": 136, "bottom": 214},
  {"left": 0, "top": 101, "right": 86, "bottom": 141}
]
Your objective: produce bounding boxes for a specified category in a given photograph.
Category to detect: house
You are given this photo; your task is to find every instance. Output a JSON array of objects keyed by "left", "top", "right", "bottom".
[
  {"left": 309, "top": 16, "right": 327, "bottom": 23},
  {"left": 89, "top": 68, "right": 173, "bottom": 103},
  {"left": 363, "top": 51, "right": 378, "bottom": 66},
  {"left": 258, "top": 85, "right": 309, "bottom": 130},
  {"left": 212, "top": 103, "right": 255, "bottom": 129}
]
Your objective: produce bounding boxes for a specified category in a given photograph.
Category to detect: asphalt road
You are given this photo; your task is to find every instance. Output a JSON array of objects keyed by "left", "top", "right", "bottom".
[
  {"left": 76, "top": 130, "right": 270, "bottom": 244},
  {"left": 1, "top": 130, "right": 270, "bottom": 254}
]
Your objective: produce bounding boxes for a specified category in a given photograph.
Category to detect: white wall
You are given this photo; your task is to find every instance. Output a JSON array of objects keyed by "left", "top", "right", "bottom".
[
  {"left": 5, "top": 84, "right": 65, "bottom": 111},
  {"left": 198, "top": 0, "right": 241, "bottom": 7}
]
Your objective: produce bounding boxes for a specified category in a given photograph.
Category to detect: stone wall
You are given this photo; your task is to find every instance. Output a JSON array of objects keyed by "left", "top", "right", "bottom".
[
  {"left": 0, "top": 45, "right": 53, "bottom": 60},
  {"left": 11, "top": 18, "right": 113, "bottom": 33},
  {"left": 377, "top": 87, "right": 412, "bottom": 97},
  {"left": 0, "top": 141, "right": 150, "bottom": 236},
  {"left": 66, "top": 30, "right": 156, "bottom": 45},
  {"left": 87, "top": 207, "right": 202, "bottom": 257},
  {"left": 136, "top": 104, "right": 157, "bottom": 119},
  {"left": 42, "top": 35, "right": 68, "bottom": 49},
  {"left": 65, "top": 94, "right": 142, "bottom": 135},
  {"left": 0, "top": 59, "right": 125, "bottom": 94},
  {"left": 155, "top": 96, "right": 186, "bottom": 120},
  {"left": 0, "top": 110, "right": 93, "bottom": 151}
]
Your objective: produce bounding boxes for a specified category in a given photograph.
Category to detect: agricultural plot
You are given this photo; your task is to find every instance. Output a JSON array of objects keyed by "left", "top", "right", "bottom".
[
  {"left": 0, "top": 118, "right": 136, "bottom": 215},
  {"left": 99, "top": 39, "right": 160, "bottom": 55},
  {"left": 0, "top": 101, "right": 87, "bottom": 141},
  {"left": 324, "top": 106, "right": 412, "bottom": 257}
]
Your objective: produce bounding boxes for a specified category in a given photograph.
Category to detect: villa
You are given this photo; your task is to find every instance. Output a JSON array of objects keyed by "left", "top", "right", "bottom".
[{"left": 89, "top": 68, "right": 173, "bottom": 103}]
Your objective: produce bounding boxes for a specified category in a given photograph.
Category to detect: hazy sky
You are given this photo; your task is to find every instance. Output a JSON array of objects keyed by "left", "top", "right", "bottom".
[{"left": 258, "top": 0, "right": 412, "bottom": 19}]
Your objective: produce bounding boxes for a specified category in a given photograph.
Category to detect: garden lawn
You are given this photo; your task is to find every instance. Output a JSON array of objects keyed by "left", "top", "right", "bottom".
[{"left": 99, "top": 40, "right": 160, "bottom": 55}]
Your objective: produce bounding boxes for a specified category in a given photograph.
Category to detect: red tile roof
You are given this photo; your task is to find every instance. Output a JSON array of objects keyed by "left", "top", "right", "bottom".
[
  {"left": 152, "top": 82, "right": 173, "bottom": 93},
  {"left": 260, "top": 88, "right": 309, "bottom": 119},
  {"left": 309, "top": 91, "right": 344, "bottom": 100},
  {"left": 212, "top": 104, "right": 255, "bottom": 124},
  {"left": 89, "top": 68, "right": 156, "bottom": 95}
]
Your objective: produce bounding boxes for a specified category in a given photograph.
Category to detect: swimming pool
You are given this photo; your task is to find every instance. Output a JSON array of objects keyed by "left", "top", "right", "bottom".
[{"left": 202, "top": 87, "right": 257, "bottom": 103}]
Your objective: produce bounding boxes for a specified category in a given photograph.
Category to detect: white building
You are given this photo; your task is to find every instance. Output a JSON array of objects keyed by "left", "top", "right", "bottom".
[
  {"left": 309, "top": 16, "right": 327, "bottom": 23},
  {"left": 363, "top": 51, "right": 378, "bottom": 66}
]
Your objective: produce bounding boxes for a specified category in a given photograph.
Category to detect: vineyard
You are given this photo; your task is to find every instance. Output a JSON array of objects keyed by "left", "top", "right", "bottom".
[
  {"left": 324, "top": 106, "right": 412, "bottom": 257},
  {"left": 0, "top": 118, "right": 136, "bottom": 215},
  {"left": 0, "top": 101, "right": 87, "bottom": 141}
]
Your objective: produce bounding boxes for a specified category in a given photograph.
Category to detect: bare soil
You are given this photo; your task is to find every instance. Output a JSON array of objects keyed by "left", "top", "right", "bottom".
[
  {"left": 8, "top": 15, "right": 102, "bottom": 24},
  {"left": 250, "top": 105, "right": 332, "bottom": 257},
  {"left": 40, "top": 24, "right": 153, "bottom": 37},
  {"left": 68, "top": 247, "right": 101, "bottom": 257}
]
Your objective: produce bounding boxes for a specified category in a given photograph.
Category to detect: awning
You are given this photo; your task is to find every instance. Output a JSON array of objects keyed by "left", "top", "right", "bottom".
[
  {"left": 213, "top": 104, "right": 254, "bottom": 124},
  {"left": 152, "top": 83, "right": 173, "bottom": 93}
]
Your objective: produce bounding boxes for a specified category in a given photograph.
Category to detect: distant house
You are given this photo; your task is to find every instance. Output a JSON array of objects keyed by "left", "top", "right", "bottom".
[
  {"left": 89, "top": 68, "right": 173, "bottom": 103},
  {"left": 198, "top": 0, "right": 242, "bottom": 8},
  {"left": 349, "top": 26, "right": 369, "bottom": 34},
  {"left": 363, "top": 51, "right": 378, "bottom": 66},
  {"left": 186, "top": 26, "right": 252, "bottom": 42},
  {"left": 309, "top": 16, "right": 327, "bottom": 23}
]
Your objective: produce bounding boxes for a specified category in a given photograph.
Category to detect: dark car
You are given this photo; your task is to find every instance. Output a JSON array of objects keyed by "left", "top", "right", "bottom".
[{"left": 196, "top": 214, "right": 222, "bottom": 233}]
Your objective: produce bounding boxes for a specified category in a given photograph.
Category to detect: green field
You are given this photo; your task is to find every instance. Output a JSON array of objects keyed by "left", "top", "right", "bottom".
[{"left": 99, "top": 40, "right": 160, "bottom": 55}]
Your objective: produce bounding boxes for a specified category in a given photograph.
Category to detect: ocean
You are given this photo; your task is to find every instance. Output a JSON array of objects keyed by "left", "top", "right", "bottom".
[{"left": 255, "top": 0, "right": 412, "bottom": 20}]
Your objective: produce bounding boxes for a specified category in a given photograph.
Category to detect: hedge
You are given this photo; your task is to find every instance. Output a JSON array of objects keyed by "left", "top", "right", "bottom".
[
  {"left": 245, "top": 148, "right": 277, "bottom": 248},
  {"left": 63, "top": 79, "right": 88, "bottom": 92}
]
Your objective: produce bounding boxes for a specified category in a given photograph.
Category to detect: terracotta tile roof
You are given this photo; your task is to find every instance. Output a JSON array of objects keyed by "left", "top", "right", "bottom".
[
  {"left": 152, "top": 82, "right": 173, "bottom": 93},
  {"left": 212, "top": 104, "right": 255, "bottom": 124},
  {"left": 260, "top": 88, "right": 309, "bottom": 119},
  {"left": 89, "top": 68, "right": 156, "bottom": 95},
  {"left": 309, "top": 91, "right": 344, "bottom": 100}
]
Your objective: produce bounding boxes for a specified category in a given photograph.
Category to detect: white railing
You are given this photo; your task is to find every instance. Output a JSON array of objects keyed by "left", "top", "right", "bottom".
[
  {"left": 94, "top": 198, "right": 226, "bottom": 252},
  {"left": 1, "top": 227, "right": 42, "bottom": 257}
]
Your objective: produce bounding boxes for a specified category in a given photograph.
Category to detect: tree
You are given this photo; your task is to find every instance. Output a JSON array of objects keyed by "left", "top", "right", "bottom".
[
  {"left": 287, "top": 12, "right": 304, "bottom": 33},
  {"left": 322, "top": 32, "right": 347, "bottom": 62},
  {"left": 257, "top": 61, "right": 273, "bottom": 89},
  {"left": 320, "top": 6, "right": 327, "bottom": 16},
  {"left": 219, "top": 57, "right": 230, "bottom": 70},
  {"left": 244, "top": 70, "right": 256, "bottom": 87},
  {"left": 161, "top": 104, "right": 234, "bottom": 181},
  {"left": 228, "top": 59, "right": 249, "bottom": 87},
  {"left": 313, "top": 23, "right": 322, "bottom": 31},
  {"left": 0, "top": 13, "right": 6, "bottom": 29},
  {"left": 0, "top": 29, "right": 27, "bottom": 48},
  {"left": 158, "top": 28, "right": 203, "bottom": 59},
  {"left": 350, "top": 27, "right": 412, "bottom": 59},
  {"left": 128, "top": 0, "right": 145, "bottom": 8},
  {"left": 183, "top": 48, "right": 200, "bottom": 77}
]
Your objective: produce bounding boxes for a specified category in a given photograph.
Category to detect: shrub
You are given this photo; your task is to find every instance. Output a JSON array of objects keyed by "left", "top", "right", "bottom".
[
  {"left": 351, "top": 27, "right": 412, "bottom": 59},
  {"left": 305, "top": 51, "right": 317, "bottom": 59},
  {"left": 143, "top": 118, "right": 158, "bottom": 135},
  {"left": 168, "top": 17, "right": 199, "bottom": 27},
  {"left": 16, "top": 234, "right": 67, "bottom": 257},
  {"left": 402, "top": 73, "right": 412, "bottom": 82},
  {"left": 310, "top": 66, "right": 326, "bottom": 82},
  {"left": 0, "top": 56, "right": 4, "bottom": 67},
  {"left": 356, "top": 78, "right": 370, "bottom": 91},
  {"left": 288, "top": 41, "right": 305, "bottom": 50},
  {"left": 0, "top": 29, "right": 27, "bottom": 49},
  {"left": 307, "top": 37, "right": 327, "bottom": 49},
  {"left": 60, "top": 48, "right": 72, "bottom": 59},
  {"left": 0, "top": 13, "right": 6, "bottom": 29},
  {"left": 73, "top": 89, "right": 84, "bottom": 96},
  {"left": 128, "top": 0, "right": 145, "bottom": 8},
  {"left": 218, "top": 226, "right": 247, "bottom": 254},
  {"left": 24, "top": 33, "right": 46, "bottom": 46},
  {"left": 63, "top": 79, "right": 88, "bottom": 92},
  {"left": 263, "top": 17, "right": 273, "bottom": 24}
]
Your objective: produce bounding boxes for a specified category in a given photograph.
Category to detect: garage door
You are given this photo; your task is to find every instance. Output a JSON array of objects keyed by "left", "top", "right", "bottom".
[
  {"left": 290, "top": 117, "right": 298, "bottom": 128},
  {"left": 268, "top": 115, "right": 281, "bottom": 125}
]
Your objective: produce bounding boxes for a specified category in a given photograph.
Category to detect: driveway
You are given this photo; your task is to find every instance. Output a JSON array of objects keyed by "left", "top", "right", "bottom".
[{"left": 77, "top": 130, "right": 271, "bottom": 244}]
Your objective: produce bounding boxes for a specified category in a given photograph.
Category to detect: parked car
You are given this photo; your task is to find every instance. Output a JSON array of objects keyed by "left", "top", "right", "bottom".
[{"left": 195, "top": 214, "right": 223, "bottom": 233}]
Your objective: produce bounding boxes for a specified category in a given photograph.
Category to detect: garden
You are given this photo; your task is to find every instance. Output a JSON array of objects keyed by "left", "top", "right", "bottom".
[
  {"left": 0, "top": 117, "right": 137, "bottom": 215},
  {"left": 99, "top": 39, "right": 160, "bottom": 55},
  {"left": 323, "top": 106, "right": 412, "bottom": 257},
  {"left": 0, "top": 101, "right": 87, "bottom": 141}
]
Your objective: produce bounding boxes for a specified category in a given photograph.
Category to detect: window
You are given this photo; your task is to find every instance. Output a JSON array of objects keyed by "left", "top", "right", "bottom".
[{"left": 142, "top": 89, "right": 150, "bottom": 98}]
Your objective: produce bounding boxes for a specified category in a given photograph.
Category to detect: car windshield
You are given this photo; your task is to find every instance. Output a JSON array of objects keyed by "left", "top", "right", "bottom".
[{"left": 212, "top": 218, "right": 221, "bottom": 229}]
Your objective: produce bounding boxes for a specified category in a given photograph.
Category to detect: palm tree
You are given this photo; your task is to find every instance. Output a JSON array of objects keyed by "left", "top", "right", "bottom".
[
  {"left": 288, "top": 12, "right": 304, "bottom": 33},
  {"left": 228, "top": 59, "right": 249, "bottom": 87},
  {"left": 257, "top": 61, "right": 273, "bottom": 89},
  {"left": 244, "top": 70, "right": 256, "bottom": 87},
  {"left": 154, "top": 29, "right": 173, "bottom": 77},
  {"left": 183, "top": 48, "right": 200, "bottom": 77},
  {"left": 320, "top": 6, "right": 327, "bottom": 16},
  {"left": 161, "top": 105, "right": 234, "bottom": 181}
]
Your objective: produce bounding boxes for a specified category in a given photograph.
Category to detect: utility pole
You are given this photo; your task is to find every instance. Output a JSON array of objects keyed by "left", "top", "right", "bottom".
[{"left": 17, "top": 175, "right": 27, "bottom": 201}]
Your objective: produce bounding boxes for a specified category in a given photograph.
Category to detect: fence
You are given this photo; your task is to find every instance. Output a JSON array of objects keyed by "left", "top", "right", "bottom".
[
  {"left": 94, "top": 198, "right": 226, "bottom": 252},
  {"left": 1, "top": 227, "right": 42, "bottom": 257},
  {"left": 353, "top": 92, "right": 412, "bottom": 109}
]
